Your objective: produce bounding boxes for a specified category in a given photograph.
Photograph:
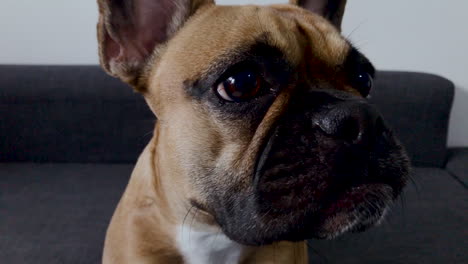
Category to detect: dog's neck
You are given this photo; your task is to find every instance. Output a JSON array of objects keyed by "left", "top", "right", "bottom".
[{"left": 149, "top": 130, "right": 249, "bottom": 263}]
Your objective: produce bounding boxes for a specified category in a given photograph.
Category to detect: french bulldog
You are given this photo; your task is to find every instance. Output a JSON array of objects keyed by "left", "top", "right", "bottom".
[{"left": 97, "top": 0, "right": 410, "bottom": 263}]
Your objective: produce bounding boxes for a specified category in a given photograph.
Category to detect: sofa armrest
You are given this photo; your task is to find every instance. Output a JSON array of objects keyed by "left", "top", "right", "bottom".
[{"left": 445, "top": 148, "right": 468, "bottom": 186}]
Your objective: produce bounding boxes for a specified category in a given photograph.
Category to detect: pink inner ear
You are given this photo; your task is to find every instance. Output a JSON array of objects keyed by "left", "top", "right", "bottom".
[
  {"left": 100, "top": 0, "right": 196, "bottom": 76},
  {"left": 103, "top": 28, "right": 122, "bottom": 66},
  {"left": 133, "top": 0, "right": 178, "bottom": 57}
]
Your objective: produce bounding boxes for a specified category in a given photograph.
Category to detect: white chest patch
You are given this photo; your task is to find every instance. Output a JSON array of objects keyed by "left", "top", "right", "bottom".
[{"left": 176, "top": 224, "right": 246, "bottom": 264}]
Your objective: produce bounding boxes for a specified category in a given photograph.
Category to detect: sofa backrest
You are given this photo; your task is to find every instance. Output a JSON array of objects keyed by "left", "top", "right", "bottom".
[
  {"left": 369, "top": 71, "right": 454, "bottom": 167},
  {"left": 0, "top": 65, "right": 154, "bottom": 163},
  {"left": 0, "top": 65, "right": 454, "bottom": 167}
]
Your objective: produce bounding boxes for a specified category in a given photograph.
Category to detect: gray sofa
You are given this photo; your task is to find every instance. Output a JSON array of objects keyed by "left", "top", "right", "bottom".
[{"left": 0, "top": 65, "right": 466, "bottom": 264}]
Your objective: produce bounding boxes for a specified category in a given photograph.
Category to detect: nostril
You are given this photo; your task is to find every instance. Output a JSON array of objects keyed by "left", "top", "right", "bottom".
[{"left": 352, "top": 115, "right": 385, "bottom": 147}]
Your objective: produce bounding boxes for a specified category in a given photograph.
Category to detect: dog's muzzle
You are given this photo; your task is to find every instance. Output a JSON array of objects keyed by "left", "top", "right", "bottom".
[{"left": 213, "top": 90, "right": 410, "bottom": 246}]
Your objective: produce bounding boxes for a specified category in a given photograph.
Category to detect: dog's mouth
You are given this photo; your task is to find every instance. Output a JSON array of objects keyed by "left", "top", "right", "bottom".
[
  {"left": 253, "top": 158, "right": 405, "bottom": 243},
  {"left": 250, "top": 118, "right": 408, "bottom": 242},
  {"left": 310, "top": 183, "right": 394, "bottom": 239}
]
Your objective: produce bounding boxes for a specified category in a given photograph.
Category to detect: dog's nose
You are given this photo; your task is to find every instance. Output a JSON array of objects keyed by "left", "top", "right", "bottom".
[{"left": 315, "top": 101, "right": 384, "bottom": 147}]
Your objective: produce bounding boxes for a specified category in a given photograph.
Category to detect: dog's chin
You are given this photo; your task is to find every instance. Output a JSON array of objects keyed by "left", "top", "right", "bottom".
[
  {"left": 310, "top": 183, "right": 393, "bottom": 240},
  {"left": 212, "top": 180, "right": 400, "bottom": 246},
  {"left": 252, "top": 182, "right": 397, "bottom": 244}
]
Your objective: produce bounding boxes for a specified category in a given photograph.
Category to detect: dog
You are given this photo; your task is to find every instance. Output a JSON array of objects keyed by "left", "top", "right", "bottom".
[{"left": 97, "top": 0, "right": 410, "bottom": 263}]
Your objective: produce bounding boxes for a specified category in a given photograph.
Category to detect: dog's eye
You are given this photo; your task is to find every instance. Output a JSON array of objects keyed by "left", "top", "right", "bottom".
[
  {"left": 353, "top": 72, "right": 373, "bottom": 97},
  {"left": 216, "top": 70, "right": 263, "bottom": 102}
]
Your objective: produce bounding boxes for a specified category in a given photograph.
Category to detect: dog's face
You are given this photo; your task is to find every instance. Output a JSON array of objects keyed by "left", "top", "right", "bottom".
[{"left": 98, "top": 0, "right": 409, "bottom": 246}]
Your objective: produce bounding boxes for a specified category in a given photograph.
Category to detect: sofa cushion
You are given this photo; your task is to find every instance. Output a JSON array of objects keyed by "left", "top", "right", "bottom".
[
  {"left": 308, "top": 167, "right": 467, "bottom": 264},
  {"left": 1, "top": 164, "right": 466, "bottom": 263},
  {"left": 446, "top": 148, "right": 468, "bottom": 186},
  {"left": 370, "top": 72, "right": 454, "bottom": 167},
  {"left": 0, "top": 163, "right": 131, "bottom": 264}
]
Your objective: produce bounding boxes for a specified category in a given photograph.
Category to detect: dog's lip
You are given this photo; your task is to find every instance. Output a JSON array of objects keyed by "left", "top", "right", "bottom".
[{"left": 313, "top": 183, "right": 394, "bottom": 239}]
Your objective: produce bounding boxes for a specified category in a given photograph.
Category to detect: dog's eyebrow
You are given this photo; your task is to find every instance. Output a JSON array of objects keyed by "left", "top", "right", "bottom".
[{"left": 184, "top": 40, "right": 289, "bottom": 100}]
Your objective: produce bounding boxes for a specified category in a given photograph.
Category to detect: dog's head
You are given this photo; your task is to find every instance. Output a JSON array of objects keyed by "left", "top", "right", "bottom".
[{"left": 97, "top": 0, "right": 410, "bottom": 245}]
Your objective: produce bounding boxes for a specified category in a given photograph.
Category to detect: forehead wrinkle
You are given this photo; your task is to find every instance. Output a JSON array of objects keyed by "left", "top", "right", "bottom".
[
  {"left": 300, "top": 18, "right": 349, "bottom": 66},
  {"left": 263, "top": 4, "right": 349, "bottom": 67},
  {"left": 256, "top": 6, "right": 304, "bottom": 67},
  {"left": 275, "top": 6, "right": 349, "bottom": 67},
  {"left": 155, "top": 6, "right": 267, "bottom": 82}
]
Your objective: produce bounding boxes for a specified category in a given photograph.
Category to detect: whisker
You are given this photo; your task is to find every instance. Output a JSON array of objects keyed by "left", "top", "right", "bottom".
[
  {"left": 182, "top": 205, "right": 194, "bottom": 239},
  {"left": 142, "top": 130, "right": 154, "bottom": 138},
  {"left": 398, "top": 190, "right": 407, "bottom": 224},
  {"left": 189, "top": 206, "right": 199, "bottom": 247},
  {"left": 408, "top": 174, "right": 420, "bottom": 195},
  {"left": 346, "top": 20, "right": 366, "bottom": 40}
]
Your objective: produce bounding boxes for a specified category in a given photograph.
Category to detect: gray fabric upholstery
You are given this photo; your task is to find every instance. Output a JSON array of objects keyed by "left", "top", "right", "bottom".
[
  {"left": 1, "top": 165, "right": 466, "bottom": 263},
  {"left": 0, "top": 66, "right": 455, "bottom": 167},
  {"left": 446, "top": 148, "right": 468, "bottom": 186},
  {"left": 0, "top": 65, "right": 155, "bottom": 163},
  {"left": 308, "top": 167, "right": 467, "bottom": 264},
  {"left": 0, "top": 163, "right": 131, "bottom": 264},
  {"left": 370, "top": 71, "right": 454, "bottom": 167}
]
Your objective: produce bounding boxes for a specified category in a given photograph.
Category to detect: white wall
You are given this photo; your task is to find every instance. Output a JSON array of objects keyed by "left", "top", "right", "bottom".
[
  {"left": 0, "top": 0, "right": 466, "bottom": 146},
  {"left": 341, "top": 0, "right": 468, "bottom": 148}
]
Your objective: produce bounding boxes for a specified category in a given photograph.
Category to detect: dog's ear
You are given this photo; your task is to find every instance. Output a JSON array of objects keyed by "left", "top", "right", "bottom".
[
  {"left": 97, "top": 0, "right": 214, "bottom": 88},
  {"left": 290, "top": 0, "right": 347, "bottom": 31}
]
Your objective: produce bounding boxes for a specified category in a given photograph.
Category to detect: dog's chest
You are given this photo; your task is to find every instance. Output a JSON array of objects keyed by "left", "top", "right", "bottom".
[{"left": 176, "top": 224, "right": 245, "bottom": 264}]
